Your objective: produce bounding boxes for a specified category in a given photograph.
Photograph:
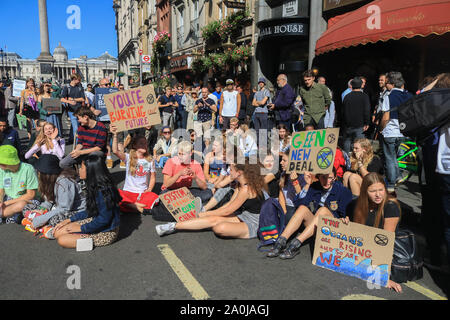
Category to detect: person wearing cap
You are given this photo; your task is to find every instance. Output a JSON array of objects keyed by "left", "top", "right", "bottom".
[
  {"left": 23, "top": 154, "right": 86, "bottom": 235},
  {"left": 0, "top": 145, "right": 38, "bottom": 224},
  {"left": 219, "top": 79, "right": 241, "bottom": 129},
  {"left": 252, "top": 77, "right": 271, "bottom": 143}
]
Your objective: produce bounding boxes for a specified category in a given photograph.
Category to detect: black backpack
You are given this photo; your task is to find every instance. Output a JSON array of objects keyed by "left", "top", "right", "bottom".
[
  {"left": 390, "top": 229, "right": 423, "bottom": 283},
  {"left": 398, "top": 88, "right": 450, "bottom": 139}
]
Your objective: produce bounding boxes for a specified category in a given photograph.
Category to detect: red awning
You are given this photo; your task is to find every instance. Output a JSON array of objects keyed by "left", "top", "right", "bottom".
[{"left": 315, "top": 0, "right": 450, "bottom": 55}]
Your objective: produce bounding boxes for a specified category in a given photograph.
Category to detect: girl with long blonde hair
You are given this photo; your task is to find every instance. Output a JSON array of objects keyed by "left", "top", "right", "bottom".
[
  {"left": 343, "top": 138, "right": 383, "bottom": 196},
  {"left": 344, "top": 172, "right": 402, "bottom": 292},
  {"left": 111, "top": 125, "right": 158, "bottom": 214}
]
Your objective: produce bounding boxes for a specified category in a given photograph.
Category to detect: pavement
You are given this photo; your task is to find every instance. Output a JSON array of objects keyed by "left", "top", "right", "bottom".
[{"left": 0, "top": 122, "right": 448, "bottom": 302}]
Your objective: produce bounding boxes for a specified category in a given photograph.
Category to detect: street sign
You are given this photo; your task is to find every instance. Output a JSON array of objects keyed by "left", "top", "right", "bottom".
[
  {"left": 142, "top": 55, "right": 151, "bottom": 64},
  {"left": 224, "top": 0, "right": 246, "bottom": 9}
]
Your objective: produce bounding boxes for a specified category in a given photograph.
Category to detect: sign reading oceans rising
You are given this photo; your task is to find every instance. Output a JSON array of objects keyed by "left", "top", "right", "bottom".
[
  {"left": 287, "top": 128, "right": 339, "bottom": 174},
  {"left": 104, "top": 84, "right": 161, "bottom": 132},
  {"left": 312, "top": 217, "right": 395, "bottom": 287}
]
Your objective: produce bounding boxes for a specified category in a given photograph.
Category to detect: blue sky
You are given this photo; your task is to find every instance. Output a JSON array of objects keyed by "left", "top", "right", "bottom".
[{"left": 0, "top": 0, "right": 117, "bottom": 59}]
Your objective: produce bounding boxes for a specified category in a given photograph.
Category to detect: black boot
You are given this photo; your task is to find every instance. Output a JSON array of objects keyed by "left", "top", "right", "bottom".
[
  {"left": 266, "top": 236, "right": 287, "bottom": 258},
  {"left": 279, "top": 239, "right": 302, "bottom": 259}
]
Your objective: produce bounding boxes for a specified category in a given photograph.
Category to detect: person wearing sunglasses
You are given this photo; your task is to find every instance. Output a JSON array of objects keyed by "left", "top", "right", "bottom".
[
  {"left": 266, "top": 167, "right": 352, "bottom": 259},
  {"left": 153, "top": 126, "right": 178, "bottom": 168}
]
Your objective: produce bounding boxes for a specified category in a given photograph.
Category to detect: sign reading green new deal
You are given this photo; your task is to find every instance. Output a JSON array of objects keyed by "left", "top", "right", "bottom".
[{"left": 287, "top": 128, "right": 340, "bottom": 174}]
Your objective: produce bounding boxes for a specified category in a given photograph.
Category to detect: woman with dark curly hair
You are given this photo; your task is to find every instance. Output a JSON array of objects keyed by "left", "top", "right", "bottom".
[{"left": 155, "top": 159, "right": 267, "bottom": 239}]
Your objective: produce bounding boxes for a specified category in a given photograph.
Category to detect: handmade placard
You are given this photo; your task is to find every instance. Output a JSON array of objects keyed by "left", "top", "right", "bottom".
[
  {"left": 159, "top": 187, "right": 200, "bottom": 222},
  {"left": 42, "top": 98, "right": 63, "bottom": 114},
  {"left": 287, "top": 128, "right": 339, "bottom": 174},
  {"left": 104, "top": 84, "right": 161, "bottom": 132},
  {"left": 312, "top": 217, "right": 395, "bottom": 287}
]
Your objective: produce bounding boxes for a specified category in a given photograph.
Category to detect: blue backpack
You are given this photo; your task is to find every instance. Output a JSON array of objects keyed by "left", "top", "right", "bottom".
[{"left": 257, "top": 198, "right": 286, "bottom": 251}]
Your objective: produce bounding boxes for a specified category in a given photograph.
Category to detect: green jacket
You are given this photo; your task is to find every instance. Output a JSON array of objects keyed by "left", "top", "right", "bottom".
[{"left": 299, "top": 83, "right": 332, "bottom": 125}]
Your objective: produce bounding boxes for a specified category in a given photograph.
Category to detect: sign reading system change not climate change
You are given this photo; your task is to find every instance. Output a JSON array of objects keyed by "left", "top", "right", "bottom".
[
  {"left": 287, "top": 128, "right": 339, "bottom": 174},
  {"left": 104, "top": 84, "right": 161, "bottom": 132},
  {"left": 159, "top": 188, "right": 201, "bottom": 223}
]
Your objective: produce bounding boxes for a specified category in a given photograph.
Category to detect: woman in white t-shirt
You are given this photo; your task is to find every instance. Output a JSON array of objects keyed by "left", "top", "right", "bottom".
[{"left": 111, "top": 125, "right": 158, "bottom": 213}]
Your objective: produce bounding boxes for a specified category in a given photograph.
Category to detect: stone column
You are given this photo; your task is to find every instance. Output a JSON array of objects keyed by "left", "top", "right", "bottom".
[
  {"left": 308, "top": 0, "right": 327, "bottom": 69},
  {"left": 37, "top": 0, "right": 52, "bottom": 60}
]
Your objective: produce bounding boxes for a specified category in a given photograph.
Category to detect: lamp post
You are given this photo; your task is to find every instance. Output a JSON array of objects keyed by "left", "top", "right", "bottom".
[{"left": 0, "top": 48, "right": 4, "bottom": 80}]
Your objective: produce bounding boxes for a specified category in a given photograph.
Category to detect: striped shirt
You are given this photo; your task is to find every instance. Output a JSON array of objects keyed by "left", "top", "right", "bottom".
[{"left": 76, "top": 121, "right": 107, "bottom": 152}]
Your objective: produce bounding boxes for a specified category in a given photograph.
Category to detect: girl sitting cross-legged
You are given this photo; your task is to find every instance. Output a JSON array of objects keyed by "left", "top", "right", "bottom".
[{"left": 155, "top": 159, "right": 267, "bottom": 240}]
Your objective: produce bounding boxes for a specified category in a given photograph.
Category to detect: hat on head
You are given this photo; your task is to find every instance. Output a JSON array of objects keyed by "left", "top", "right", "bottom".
[
  {"left": 34, "top": 154, "right": 62, "bottom": 175},
  {"left": 226, "top": 79, "right": 234, "bottom": 85},
  {"left": 0, "top": 145, "right": 20, "bottom": 166},
  {"left": 258, "top": 77, "right": 266, "bottom": 84}
]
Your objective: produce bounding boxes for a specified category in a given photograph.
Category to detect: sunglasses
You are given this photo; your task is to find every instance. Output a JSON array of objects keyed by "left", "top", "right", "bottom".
[{"left": 163, "top": 131, "right": 171, "bottom": 134}]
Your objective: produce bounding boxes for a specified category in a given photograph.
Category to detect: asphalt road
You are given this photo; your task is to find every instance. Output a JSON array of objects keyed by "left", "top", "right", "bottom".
[{"left": 0, "top": 125, "right": 448, "bottom": 302}]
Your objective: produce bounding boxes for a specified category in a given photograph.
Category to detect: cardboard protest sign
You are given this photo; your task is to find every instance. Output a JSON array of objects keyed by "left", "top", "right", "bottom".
[
  {"left": 287, "top": 128, "right": 339, "bottom": 174},
  {"left": 42, "top": 98, "right": 63, "bottom": 114},
  {"left": 13, "top": 79, "right": 26, "bottom": 97},
  {"left": 95, "top": 87, "right": 119, "bottom": 122},
  {"left": 312, "top": 217, "right": 395, "bottom": 287},
  {"left": 159, "top": 187, "right": 201, "bottom": 222},
  {"left": 104, "top": 84, "right": 161, "bottom": 132}
]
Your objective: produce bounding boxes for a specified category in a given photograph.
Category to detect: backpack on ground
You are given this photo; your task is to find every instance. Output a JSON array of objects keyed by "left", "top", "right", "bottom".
[
  {"left": 398, "top": 88, "right": 450, "bottom": 139},
  {"left": 390, "top": 229, "right": 424, "bottom": 283},
  {"left": 257, "top": 198, "right": 286, "bottom": 251}
]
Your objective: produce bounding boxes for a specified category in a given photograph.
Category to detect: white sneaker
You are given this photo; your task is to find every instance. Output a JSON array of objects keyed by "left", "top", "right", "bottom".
[{"left": 155, "top": 222, "right": 176, "bottom": 236}]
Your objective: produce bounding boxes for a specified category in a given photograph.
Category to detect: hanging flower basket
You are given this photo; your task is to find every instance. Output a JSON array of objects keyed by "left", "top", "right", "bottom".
[{"left": 153, "top": 31, "right": 171, "bottom": 54}]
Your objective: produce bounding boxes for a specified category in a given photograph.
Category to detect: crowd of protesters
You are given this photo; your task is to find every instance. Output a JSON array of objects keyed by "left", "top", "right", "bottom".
[{"left": 0, "top": 70, "right": 448, "bottom": 294}]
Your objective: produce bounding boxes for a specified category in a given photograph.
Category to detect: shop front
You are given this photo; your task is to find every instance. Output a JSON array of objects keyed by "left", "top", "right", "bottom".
[
  {"left": 313, "top": 0, "right": 450, "bottom": 97},
  {"left": 256, "top": 17, "right": 309, "bottom": 90},
  {"left": 170, "top": 54, "right": 194, "bottom": 86}
]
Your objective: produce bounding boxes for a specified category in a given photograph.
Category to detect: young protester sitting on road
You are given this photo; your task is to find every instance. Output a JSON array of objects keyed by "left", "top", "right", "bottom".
[
  {"left": 26, "top": 119, "right": 46, "bottom": 153},
  {"left": 343, "top": 138, "right": 384, "bottom": 196},
  {"left": 111, "top": 125, "right": 158, "bottom": 214},
  {"left": 278, "top": 151, "right": 308, "bottom": 224},
  {"left": 0, "top": 145, "right": 38, "bottom": 224},
  {"left": 155, "top": 159, "right": 267, "bottom": 239},
  {"left": 53, "top": 153, "right": 121, "bottom": 249},
  {"left": 153, "top": 126, "right": 178, "bottom": 169},
  {"left": 160, "top": 141, "right": 211, "bottom": 203},
  {"left": 200, "top": 144, "right": 242, "bottom": 212},
  {"left": 238, "top": 123, "right": 258, "bottom": 158},
  {"left": 0, "top": 117, "right": 22, "bottom": 156},
  {"left": 203, "top": 138, "right": 226, "bottom": 186},
  {"left": 341, "top": 172, "right": 402, "bottom": 293},
  {"left": 266, "top": 167, "right": 352, "bottom": 259},
  {"left": 273, "top": 124, "right": 291, "bottom": 156},
  {"left": 25, "top": 122, "right": 65, "bottom": 163},
  {"left": 59, "top": 108, "right": 107, "bottom": 169},
  {"left": 263, "top": 152, "right": 281, "bottom": 199},
  {"left": 21, "top": 155, "right": 86, "bottom": 239}
]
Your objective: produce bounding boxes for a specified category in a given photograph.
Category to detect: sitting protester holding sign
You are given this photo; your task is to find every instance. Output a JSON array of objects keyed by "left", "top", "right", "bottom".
[
  {"left": 266, "top": 167, "right": 352, "bottom": 259},
  {"left": 111, "top": 125, "right": 159, "bottom": 213},
  {"left": 342, "top": 172, "right": 402, "bottom": 293},
  {"left": 54, "top": 153, "right": 121, "bottom": 249},
  {"left": 155, "top": 159, "right": 267, "bottom": 239}
]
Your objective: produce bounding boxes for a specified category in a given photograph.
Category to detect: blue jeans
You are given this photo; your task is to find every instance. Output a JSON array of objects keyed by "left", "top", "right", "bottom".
[
  {"left": 343, "top": 127, "right": 365, "bottom": 153},
  {"left": 68, "top": 111, "right": 78, "bottom": 143},
  {"left": 382, "top": 136, "right": 404, "bottom": 190},
  {"left": 156, "top": 156, "right": 169, "bottom": 168}
]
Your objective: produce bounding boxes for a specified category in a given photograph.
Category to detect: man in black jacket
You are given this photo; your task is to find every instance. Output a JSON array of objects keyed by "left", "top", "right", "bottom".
[{"left": 342, "top": 77, "right": 370, "bottom": 153}]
